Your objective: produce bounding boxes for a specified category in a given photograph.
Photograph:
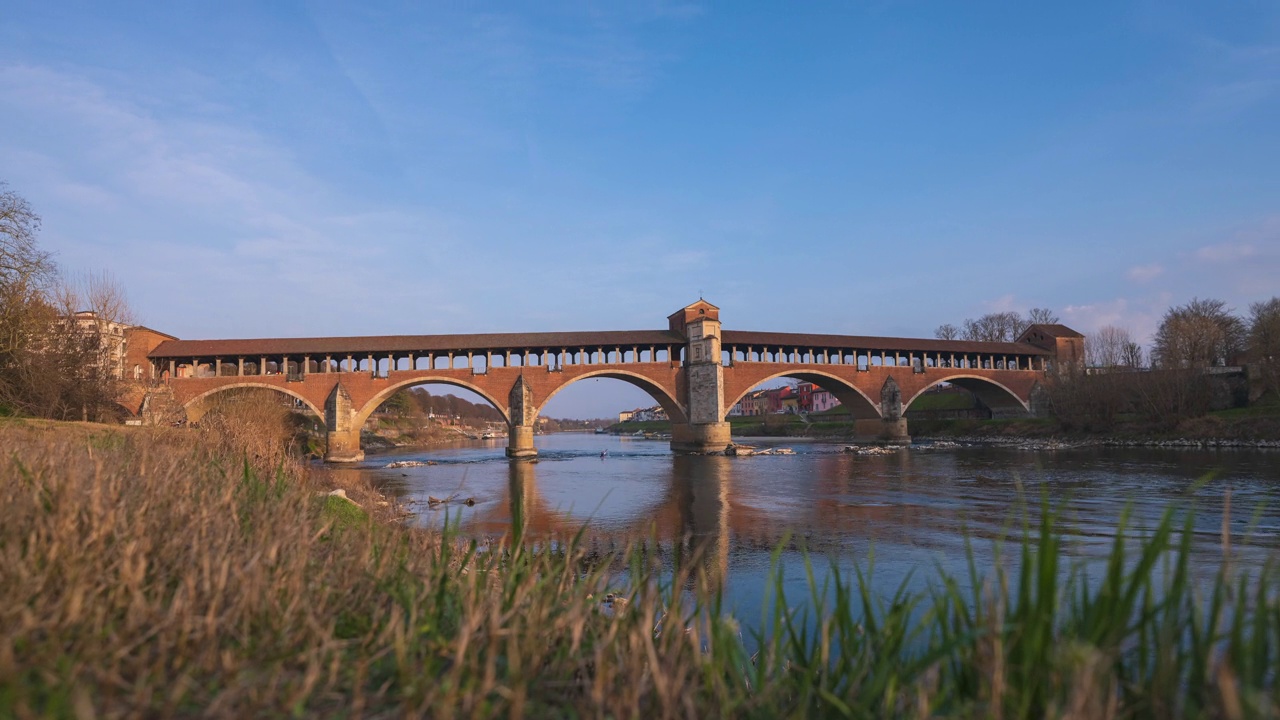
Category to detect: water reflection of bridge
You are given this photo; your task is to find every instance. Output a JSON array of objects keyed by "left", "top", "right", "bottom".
[{"left": 448, "top": 451, "right": 968, "bottom": 585}]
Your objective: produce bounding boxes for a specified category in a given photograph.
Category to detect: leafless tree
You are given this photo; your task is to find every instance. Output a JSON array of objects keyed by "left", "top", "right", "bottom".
[
  {"left": 0, "top": 182, "right": 52, "bottom": 289},
  {"left": 1151, "top": 298, "right": 1245, "bottom": 368},
  {"left": 1087, "top": 325, "right": 1135, "bottom": 368},
  {"left": 962, "top": 312, "right": 1024, "bottom": 342},
  {"left": 0, "top": 183, "right": 56, "bottom": 358},
  {"left": 934, "top": 323, "right": 959, "bottom": 341},
  {"left": 940, "top": 307, "right": 1061, "bottom": 344},
  {"left": 1026, "top": 307, "right": 1059, "bottom": 326},
  {"left": 1121, "top": 341, "right": 1145, "bottom": 369},
  {"left": 1249, "top": 297, "right": 1280, "bottom": 398},
  {"left": 0, "top": 183, "right": 135, "bottom": 420}
]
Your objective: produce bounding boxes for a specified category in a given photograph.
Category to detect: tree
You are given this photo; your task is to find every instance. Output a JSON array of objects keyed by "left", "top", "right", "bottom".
[
  {"left": 1248, "top": 297, "right": 1280, "bottom": 399},
  {"left": 0, "top": 183, "right": 56, "bottom": 357},
  {"left": 934, "top": 324, "right": 959, "bottom": 341},
  {"left": 962, "top": 312, "right": 1024, "bottom": 342},
  {"left": 1087, "top": 325, "right": 1136, "bottom": 368},
  {"left": 1249, "top": 297, "right": 1280, "bottom": 361},
  {"left": 1, "top": 273, "right": 135, "bottom": 420},
  {"left": 1121, "top": 341, "right": 1145, "bottom": 369},
  {"left": 1026, "top": 307, "right": 1060, "bottom": 326},
  {"left": 1151, "top": 298, "right": 1245, "bottom": 369},
  {"left": 0, "top": 182, "right": 52, "bottom": 289},
  {"left": 0, "top": 183, "right": 136, "bottom": 420}
]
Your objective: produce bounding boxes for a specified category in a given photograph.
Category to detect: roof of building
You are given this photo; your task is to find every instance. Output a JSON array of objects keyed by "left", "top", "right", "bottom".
[
  {"left": 128, "top": 325, "right": 179, "bottom": 341},
  {"left": 721, "top": 330, "right": 1051, "bottom": 356},
  {"left": 1019, "top": 324, "right": 1085, "bottom": 339},
  {"left": 149, "top": 330, "right": 688, "bottom": 359},
  {"left": 149, "top": 324, "right": 1061, "bottom": 361}
]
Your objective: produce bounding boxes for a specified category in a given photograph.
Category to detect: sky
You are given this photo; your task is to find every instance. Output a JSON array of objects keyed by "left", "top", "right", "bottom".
[{"left": 2, "top": 1, "right": 1278, "bottom": 418}]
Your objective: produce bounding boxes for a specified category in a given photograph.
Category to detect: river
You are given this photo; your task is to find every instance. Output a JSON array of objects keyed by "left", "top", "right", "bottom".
[{"left": 329, "top": 433, "right": 1280, "bottom": 618}]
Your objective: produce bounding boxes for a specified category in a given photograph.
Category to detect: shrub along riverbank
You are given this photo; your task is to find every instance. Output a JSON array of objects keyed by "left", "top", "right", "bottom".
[{"left": 3, "top": 419, "right": 1279, "bottom": 717}]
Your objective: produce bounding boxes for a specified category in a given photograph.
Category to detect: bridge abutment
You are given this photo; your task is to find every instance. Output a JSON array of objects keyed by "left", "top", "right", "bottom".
[{"left": 670, "top": 422, "right": 733, "bottom": 454}]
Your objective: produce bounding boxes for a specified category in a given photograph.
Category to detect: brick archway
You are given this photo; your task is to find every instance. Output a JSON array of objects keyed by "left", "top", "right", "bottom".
[
  {"left": 723, "top": 368, "right": 882, "bottom": 420},
  {"left": 536, "top": 369, "right": 689, "bottom": 425},
  {"left": 182, "top": 382, "right": 326, "bottom": 424},
  {"left": 355, "top": 376, "right": 511, "bottom": 427},
  {"left": 902, "top": 374, "right": 1033, "bottom": 416}
]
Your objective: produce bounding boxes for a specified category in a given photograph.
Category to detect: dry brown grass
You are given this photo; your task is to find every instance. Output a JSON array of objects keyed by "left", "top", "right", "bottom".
[
  {"left": 0, "top": 420, "right": 743, "bottom": 718},
  {"left": 2, "top": 418, "right": 1276, "bottom": 718}
]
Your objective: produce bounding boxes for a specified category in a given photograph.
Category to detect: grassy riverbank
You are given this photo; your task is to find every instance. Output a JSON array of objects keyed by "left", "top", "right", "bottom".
[
  {"left": 913, "top": 400, "right": 1280, "bottom": 443},
  {"left": 3, "top": 419, "right": 1279, "bottom": 717}
]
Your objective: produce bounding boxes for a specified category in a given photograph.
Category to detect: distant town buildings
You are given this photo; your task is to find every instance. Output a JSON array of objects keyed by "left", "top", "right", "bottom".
[
  {"left": 72, "top": 311, "right": 176, "bottom": 382},
  {"left": 726, "top": 382, "right": 841, "bottom": 417},
  {"left": 618, "top": 405, "right": 668, "bottom": 423}
]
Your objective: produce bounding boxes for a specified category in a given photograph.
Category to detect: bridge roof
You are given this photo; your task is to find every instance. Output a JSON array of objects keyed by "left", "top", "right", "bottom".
[
  {"left": 148, "top": 330, "right": 688, "bottom": 359},
  {"left": 721, "top": 330, "right": 1051, "bottom": 356}
]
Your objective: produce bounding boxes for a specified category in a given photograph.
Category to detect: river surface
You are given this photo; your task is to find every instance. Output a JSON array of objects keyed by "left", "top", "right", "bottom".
[{"left": 330, "top": 433, "right": 1280, "bottom": 617}]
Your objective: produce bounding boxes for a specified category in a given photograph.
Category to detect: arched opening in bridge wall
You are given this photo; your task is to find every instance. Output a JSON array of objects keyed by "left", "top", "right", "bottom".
[
  {"left": 724, "top": 370, "right": 882, "bottom": 424},
  {"left": 538, "top": 370, "right": 689, "bottom": 427},
  {"left": 902, "top": 375, "right": 1030, "bottom": 420},
  {"left": 356, "top": 378, "right": 511, "bottom": 433},
  {"left": 183, "top": 384, "right": 325, "bottom": 425},
  {"left": 353, "top": 380, "right": 511, "bottom": 449}
]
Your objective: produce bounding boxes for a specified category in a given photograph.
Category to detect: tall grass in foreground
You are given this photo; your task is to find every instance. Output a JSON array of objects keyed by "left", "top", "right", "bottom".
[{"left": 1, "top": 421, "right": 1278, "bottom": 718}]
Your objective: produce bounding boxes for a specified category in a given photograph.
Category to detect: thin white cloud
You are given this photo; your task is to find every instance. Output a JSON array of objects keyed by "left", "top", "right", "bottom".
[
  {"left": 1195, "top": 242, "right": 1256, "bottom": 262},
  {"left": 1126, "top": 263, "right": 1164, "bottom": 283}
]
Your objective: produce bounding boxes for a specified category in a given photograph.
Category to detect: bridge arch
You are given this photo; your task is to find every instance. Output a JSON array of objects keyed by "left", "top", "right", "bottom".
[
  {"left": 356, "top": 376, "right": 510, "bottom": 427},
  {"left": 724, "top": 369, "right": 881, "bottom": 420},
  {"left": 538, "top": 369, "right": 689, "bottom": 425},
  {"left": 183, "top": 383, "right": 325, "bottom": 424},
  {"left": 902, "top": 374, "right": 1031, "bottom": 417}
]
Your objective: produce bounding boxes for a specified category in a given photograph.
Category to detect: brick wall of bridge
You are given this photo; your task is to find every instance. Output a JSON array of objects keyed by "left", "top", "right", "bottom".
[{"left": 170, "top": 361, "right": 691, "bottom": 427}]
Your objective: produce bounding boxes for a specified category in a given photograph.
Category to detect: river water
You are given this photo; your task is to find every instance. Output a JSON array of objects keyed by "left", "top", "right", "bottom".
[{"left": 330, "top": 433, "right": 1280, "bottom": 617}]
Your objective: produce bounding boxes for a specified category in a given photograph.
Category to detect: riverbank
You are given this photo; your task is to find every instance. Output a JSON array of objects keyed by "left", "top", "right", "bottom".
[
  {"left": 608, "top": 402, "right": 1280, "bottom": 448},
  {"left": 5, "top": 418, "right": 1280, "bottom": 717}
]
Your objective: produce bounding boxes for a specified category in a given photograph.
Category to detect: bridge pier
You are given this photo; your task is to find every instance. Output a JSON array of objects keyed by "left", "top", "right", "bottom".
[
  {"left": 506, "top": 424, "right": 537, "bottom": 460},
  {"left": 670, "top": 422, "right": 732, "bottom": 454},
  {"left": 325, "top": 428, "right": 365, "bottom": 463},
  {"left": 853, "top": 418, "right": 911, "bottom": 445},
  {"left": 324, "top": 382, "right": 364, "bottom": 463}
]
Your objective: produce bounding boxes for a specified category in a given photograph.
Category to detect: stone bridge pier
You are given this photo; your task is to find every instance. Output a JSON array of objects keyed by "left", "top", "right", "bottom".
[
  {"left": 325, "top": 384, "right": 364, "bottom": 463},
  {"left": 506, "top": 376, "right": 538, "bottom": 459}
]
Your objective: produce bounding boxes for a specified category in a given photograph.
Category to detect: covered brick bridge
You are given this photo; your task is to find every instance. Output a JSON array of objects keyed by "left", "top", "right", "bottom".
[{"left": 147, "top": 301, "right": 1081, "bottom": 461}]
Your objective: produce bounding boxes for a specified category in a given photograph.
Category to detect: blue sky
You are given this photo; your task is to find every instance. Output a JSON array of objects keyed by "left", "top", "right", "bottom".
[{"left": 2, "top": 2, "right": 1277, "bottom": 418}]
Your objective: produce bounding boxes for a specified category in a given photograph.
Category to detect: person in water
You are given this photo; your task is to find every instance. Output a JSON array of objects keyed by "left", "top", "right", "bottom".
[{"left": 600, "top": 450, "right": 608, "bottom": 458}]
